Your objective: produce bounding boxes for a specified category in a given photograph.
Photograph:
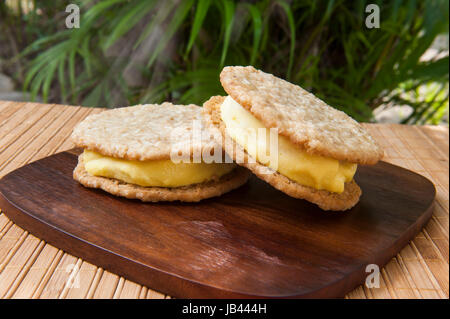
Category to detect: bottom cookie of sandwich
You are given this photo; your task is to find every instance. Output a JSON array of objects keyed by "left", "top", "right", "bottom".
[
  {"left": 202, "top": 95, "right": 362, "bottom": 211},
  {"left": 73, "top": 155, "right": 251, "bottom": 202}
]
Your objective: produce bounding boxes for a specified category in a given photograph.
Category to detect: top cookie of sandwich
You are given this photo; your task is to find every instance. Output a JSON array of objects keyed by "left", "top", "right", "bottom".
[
  {"left": 71, "top": 103, "right": 216, "bottom": 161},
  {"left": 220, "top": 66, "right": 383, "bottom": 165}
]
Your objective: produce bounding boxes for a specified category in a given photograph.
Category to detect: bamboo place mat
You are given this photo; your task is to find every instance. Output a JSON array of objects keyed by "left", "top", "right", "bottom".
[{"left": 0, "top": 100, "right": 448, "bottom": 299}]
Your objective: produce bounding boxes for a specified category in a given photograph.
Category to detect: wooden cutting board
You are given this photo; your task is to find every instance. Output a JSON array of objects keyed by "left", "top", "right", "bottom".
[{"left": 0, "top": 149, "right": 435, "bottom": 298}]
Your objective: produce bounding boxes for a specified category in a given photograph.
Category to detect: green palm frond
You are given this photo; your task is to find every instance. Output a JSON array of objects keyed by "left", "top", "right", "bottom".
[{"left": 18, "top": 0, "right": 449, "bottom": 124}]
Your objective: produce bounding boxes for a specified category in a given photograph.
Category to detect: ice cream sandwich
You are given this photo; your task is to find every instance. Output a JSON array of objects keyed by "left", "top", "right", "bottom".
[
  {"left": 202, "top": 66, "right": 383, "bottom": 210},
  {"left": 71, "top": 103, "right": 250, "bottom": 202}
]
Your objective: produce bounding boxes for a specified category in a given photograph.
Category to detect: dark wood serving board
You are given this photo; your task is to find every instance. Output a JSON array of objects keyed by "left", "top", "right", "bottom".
[{"left": 0, "top": 149, "right": 435, "bottom": 298}]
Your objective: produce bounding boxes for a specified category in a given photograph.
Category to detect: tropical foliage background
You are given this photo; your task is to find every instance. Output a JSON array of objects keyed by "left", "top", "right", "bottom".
[{"left": 0, "top": 0, "right": 449, "bottom": 124}]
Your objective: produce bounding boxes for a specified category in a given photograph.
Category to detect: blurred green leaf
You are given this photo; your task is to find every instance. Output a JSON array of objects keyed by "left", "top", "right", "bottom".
[
  {"left": 185, "top": 0, "right": 212, "bottom": 55},
  {"left": 220, "top": 0, "right": 235, "bottom": 66},
  {"left": 147, "top": 0, "right": 195, "bottom": 68}
]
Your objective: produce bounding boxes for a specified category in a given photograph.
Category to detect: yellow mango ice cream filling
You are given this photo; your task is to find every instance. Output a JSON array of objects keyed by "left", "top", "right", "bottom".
[
  {"left": 220, "top": 96, "right": 357, "bottom": 193},
  {"left": 82, "top": 150, "right": 236, "bottom": 188}
]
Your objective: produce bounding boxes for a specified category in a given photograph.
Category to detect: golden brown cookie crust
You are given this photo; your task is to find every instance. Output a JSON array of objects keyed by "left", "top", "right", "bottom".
[
  {"left": 220, "top": 66, "right": 383, "bottom": 165},
  {"left": 202, "top": 95, "right": 362, "bottom": 211},
  {"left": 74, "top": 155, "right": 251, "bottom": 202},
  {"left": 71, "top": 103, "right": 217, "bottom": 161}
]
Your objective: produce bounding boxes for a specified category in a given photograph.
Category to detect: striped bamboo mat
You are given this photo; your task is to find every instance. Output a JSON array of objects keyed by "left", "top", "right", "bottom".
[{"left": 0, "top": 101, "right": 448, "bottom": 299}]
